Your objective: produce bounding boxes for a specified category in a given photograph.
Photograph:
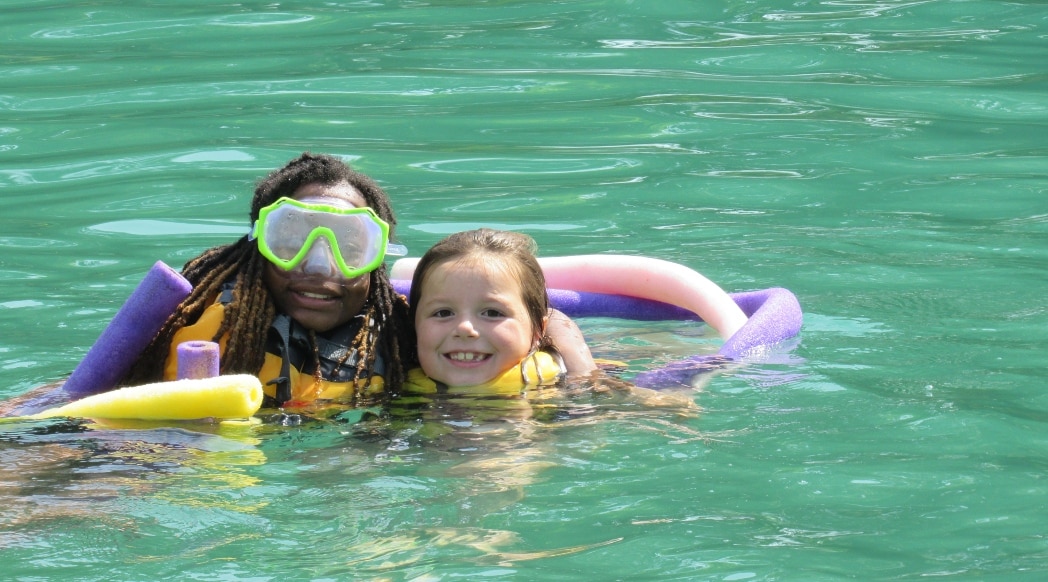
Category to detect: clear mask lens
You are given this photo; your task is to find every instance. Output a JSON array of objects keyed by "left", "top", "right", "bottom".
[{"left": 253, "top": 197, "right": 399, "bottom": 278}]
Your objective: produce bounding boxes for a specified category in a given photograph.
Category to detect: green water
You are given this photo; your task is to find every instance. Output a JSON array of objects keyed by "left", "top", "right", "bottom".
[{"left": 2, "top": 0, "right": 1046, "bottom": 579}]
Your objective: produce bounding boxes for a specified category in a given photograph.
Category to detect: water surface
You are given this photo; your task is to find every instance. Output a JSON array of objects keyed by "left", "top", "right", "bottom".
[{"left": 2, "top": 0, "right": 1046, "bottom": 579}]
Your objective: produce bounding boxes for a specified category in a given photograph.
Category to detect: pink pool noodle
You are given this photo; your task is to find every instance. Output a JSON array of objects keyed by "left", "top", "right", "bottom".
[
  {"left": 176, "top": 341, "right": 221, "bottom": 380},
  {"left": 62, "top": 261, "right": 193, "bottom": 397}
]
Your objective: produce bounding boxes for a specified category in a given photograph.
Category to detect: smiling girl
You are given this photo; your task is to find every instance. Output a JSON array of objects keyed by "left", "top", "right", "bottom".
[{"left": 406, "top": 228, "right": 567, "bottom": 392}]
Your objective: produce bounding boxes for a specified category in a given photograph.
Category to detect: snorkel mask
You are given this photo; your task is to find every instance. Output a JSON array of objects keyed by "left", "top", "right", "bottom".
[{"left": 250, "top": 197, "right": 407, "bottom": 279}]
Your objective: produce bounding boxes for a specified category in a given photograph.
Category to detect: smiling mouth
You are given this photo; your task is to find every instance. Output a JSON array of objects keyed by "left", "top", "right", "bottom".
[
  {"left": 446, "top": 352, "right": 491, "bottom": 363},
  {"left": 296, "top": 290, "right": 337, "bottom": 301}
]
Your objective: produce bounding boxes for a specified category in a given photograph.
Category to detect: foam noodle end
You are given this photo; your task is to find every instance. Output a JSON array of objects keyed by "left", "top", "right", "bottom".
[
  {"left": 35, "top": 374, "right": 263, "bottom": 421},
  {"left": 177, "top": 340, "right": 221, "bottom": 380}
]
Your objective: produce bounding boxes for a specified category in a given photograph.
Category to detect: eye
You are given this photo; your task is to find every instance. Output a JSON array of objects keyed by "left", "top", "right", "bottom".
[
  {"left": 480, "top": 308, "right": 506, "bottom": 318},
  {"left": 431, "top": 308, "right": 453, "bottom": 318}
]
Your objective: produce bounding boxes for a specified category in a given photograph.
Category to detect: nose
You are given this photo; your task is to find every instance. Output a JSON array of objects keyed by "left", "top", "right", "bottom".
[
  {"left": 453, "top": 316, "right": 479, "bottom": 338},
  {"left": 296, "top": 237, "right": 340, "bottom": 277}
]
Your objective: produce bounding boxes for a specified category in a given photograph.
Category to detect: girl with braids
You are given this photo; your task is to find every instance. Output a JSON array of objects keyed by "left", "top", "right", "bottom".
[{"left": 122, "top": 152, "right": 415, "bottom": 409}]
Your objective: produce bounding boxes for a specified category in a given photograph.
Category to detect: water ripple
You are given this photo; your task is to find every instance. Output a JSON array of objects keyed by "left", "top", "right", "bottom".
[
  {"left": 602, "top": 26, "right": 1008, "bottom": 50},
  {"left": 409, "top": 222, "right": 589, "bottom": 235},
  {"left": 31, "top": 14, "right": 313, "bottom": 40},
  {"left": 88, "top": 220, "right": 244, "bottom": 237},
  {"left": 411, "top": 157, "right": 640, "bottom": 174}
]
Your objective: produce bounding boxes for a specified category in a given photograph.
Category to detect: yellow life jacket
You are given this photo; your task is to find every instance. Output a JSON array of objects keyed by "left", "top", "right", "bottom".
[
  {"left": 165, "top": 296, "right": 384, "bottom": 408},
  {"left": 401, "top": 350, "right": 565, "bottom": 396}
]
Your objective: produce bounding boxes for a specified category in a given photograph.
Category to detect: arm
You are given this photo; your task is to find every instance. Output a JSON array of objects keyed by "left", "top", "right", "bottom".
[{"left": 546, "top": 308, "right": 598, "bottom": 375}]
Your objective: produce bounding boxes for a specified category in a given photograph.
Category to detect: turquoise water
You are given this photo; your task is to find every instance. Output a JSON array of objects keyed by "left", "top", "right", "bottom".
[{"left": 2, "top": 0, "right": 1046, "bottom": 579}]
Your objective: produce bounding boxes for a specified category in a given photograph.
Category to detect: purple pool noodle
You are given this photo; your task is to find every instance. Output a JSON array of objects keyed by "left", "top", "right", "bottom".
[
  {"left": 176, "top": 341, "right": 221, "bottom": 380},
  {"left": 630, "top": 355, "right": 733, "bottom": 389},
  {"left": 633, "top": 288, "right": 803, "bottom": 388},
  {"left": 62, "top": 261, "right": 193, "bottom": 397},
  {"left": 393, "top": 280, "right": 697, "bottom": 321},
  {"left": 719, "top": 288, "right": 803, "bottom": 359},
  {"left": 0, "top": 383, "right": 73, "bottom": 417},
  {"left": 546, "top": 288, "right": 697, "bottom": 321}
]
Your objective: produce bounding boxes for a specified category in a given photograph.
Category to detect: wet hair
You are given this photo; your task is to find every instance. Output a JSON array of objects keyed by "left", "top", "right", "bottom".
[
  {"left": 408, "top": 228, "right": 552, "bottom": 352},
  {"left": 122, "top": 152, "right": 413, "bottom": 400}
]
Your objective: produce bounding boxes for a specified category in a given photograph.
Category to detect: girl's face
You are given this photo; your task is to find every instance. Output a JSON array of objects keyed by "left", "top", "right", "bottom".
[
  {"left": 414, "top": 257, "right": 541, "bottom": 387},
  {"left": 262, "top": 182, "right": 371, "bottom": 333}
]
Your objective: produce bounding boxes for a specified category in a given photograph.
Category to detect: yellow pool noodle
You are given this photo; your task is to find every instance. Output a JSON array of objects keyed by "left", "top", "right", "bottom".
[{"left": 25, "top": 374, "right": 263, "bottom": 421}]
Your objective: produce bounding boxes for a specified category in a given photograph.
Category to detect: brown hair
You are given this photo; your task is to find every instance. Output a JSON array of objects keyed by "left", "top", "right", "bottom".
[
  {"left": 408, "top": 228, "right": 552, "bottom": 353},
  {"left": 122, "top": 152, "right": 413, "bottom": 399}
]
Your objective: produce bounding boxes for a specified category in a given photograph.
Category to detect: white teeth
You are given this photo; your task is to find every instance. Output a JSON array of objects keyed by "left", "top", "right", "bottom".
[
  {"left": 449, "top": 352, "right": 487, "bottom": 362},
  {"left": 300, "top": 291, "right": 331, "bottom": 300}
]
